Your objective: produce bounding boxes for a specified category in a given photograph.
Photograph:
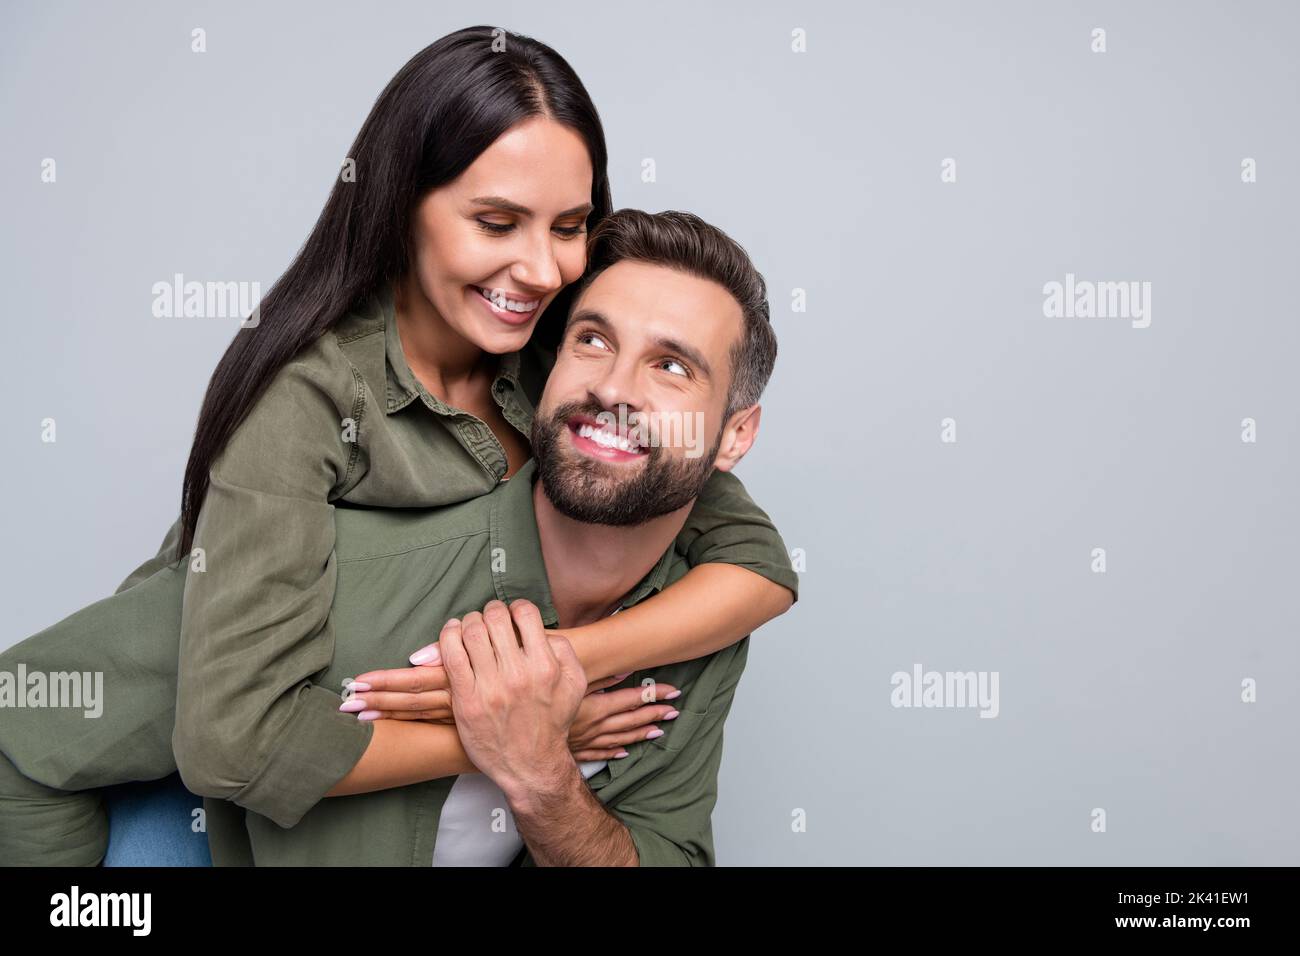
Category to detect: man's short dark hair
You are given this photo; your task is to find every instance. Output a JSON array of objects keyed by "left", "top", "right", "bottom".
[{"left": 570, "top": 209, "right": 777, "bottom": 417}]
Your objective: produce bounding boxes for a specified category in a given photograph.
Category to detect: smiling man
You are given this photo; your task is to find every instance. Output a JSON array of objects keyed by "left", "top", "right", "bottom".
[
  {"left": 226, "top": 208, "right": 787, "bottom": 865},
  {"left": 432, "top": 235, "right": 779, "bottom": 865},
  {"left": 0, "top": 208, "right": 793, "bottom": 866}
]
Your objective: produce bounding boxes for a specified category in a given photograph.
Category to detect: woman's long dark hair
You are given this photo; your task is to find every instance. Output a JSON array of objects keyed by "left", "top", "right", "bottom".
[{"left": 176, "top": 26, "right": 612, "bottom": 560}]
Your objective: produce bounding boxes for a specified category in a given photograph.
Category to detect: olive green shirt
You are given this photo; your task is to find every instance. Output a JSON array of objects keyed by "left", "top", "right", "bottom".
[
  {"left": 0, "top": 284, "right": 796, "bottom": 865},
  {"left": 235, "top": 458, "right": 749, "bottom": 865}
]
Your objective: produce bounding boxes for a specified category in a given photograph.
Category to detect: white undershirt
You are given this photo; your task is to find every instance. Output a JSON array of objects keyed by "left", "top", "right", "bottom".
[{"left": 431, "top": 607, "right": 621, "bottom": 866}]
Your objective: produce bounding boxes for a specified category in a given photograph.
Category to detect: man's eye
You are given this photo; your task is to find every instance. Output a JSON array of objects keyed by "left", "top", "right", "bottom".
[
  {"left": 659, "top": 359, "right": 689, "bottom": 377},
  {"left": 577, "top": 332, "right": 610, "bottom": 350}
]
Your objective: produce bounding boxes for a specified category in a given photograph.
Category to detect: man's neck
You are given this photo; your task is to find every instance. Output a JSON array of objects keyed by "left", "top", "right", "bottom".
[{"left": 532, "top": 480, "right": 693, "bottom": 629}]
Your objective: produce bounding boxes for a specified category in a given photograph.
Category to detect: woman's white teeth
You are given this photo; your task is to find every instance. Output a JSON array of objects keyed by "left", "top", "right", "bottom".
[
  {"left": 478, "top": 287, "right": 539, "bottom": 313},
  {"left": 576, "top": 422, "right": 643, "bottom": 454}
]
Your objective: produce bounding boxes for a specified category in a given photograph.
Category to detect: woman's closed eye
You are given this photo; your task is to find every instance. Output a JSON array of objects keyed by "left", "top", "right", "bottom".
[{"left": 475, "top": 218, "right": 586, "bottom": 239}]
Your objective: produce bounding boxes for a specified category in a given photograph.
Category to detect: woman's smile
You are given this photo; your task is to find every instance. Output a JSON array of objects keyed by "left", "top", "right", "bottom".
[{"left": 468, "top": 283, "right": 541, "bottom": 326}]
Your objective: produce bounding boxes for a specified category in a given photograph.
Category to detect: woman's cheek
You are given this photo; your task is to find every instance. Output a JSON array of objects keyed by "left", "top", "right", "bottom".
[{"left": 560, "top": 245, "right": 587, "bottom": 283}]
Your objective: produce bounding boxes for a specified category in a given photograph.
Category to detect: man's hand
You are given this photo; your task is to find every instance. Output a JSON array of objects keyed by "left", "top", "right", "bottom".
[{"left": 440, "top": 599, "right": 587, "bottom": 802}]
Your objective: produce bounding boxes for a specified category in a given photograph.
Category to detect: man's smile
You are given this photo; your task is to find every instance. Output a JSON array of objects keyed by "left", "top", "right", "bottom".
[{"left": 566, "top": 414, "right": 648, "bottom": 463}]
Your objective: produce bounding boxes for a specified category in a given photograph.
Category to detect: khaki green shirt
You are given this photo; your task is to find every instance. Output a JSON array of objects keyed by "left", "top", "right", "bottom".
[
  {"left": 236, "top": 458, "right": 749, "bottom": 865},
  {"left": 0, "top": 285, "right": 796, "bottom": 865}
]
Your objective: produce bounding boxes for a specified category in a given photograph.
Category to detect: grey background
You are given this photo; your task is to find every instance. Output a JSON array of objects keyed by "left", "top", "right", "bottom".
[{"left": 2, "top": 0, "right": 1296, "bottom": 865}]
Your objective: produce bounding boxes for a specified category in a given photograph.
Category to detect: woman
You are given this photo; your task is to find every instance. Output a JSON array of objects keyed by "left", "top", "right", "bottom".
[{"left": 0, "top": 24, "right": 796, "bottom": 865}]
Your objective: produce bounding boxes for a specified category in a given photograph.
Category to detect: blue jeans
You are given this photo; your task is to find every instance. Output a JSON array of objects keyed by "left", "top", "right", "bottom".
[{"left": 100, "top": 773, "right": 213, "bottom": 866}]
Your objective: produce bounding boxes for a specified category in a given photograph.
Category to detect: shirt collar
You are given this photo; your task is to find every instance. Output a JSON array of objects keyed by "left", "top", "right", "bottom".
[
  {"left": 488, "top": 459, "right": 679, "bottom": 627},
  {"left": 377, "top": 282, "right": 528, "bottom": 418}
]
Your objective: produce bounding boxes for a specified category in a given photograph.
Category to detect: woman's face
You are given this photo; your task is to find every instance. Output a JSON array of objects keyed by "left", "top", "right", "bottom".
[{"left": 408, "top": 116, "right": 595, "bottom": 355}]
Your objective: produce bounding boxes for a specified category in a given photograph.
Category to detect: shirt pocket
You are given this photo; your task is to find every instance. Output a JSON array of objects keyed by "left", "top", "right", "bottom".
[{"left": 648, "top": 705, "right": 710, "bottom": 754}]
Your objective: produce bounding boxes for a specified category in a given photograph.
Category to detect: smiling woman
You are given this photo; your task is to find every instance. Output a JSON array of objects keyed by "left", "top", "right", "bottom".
[{"left": 0, "top": 24, "right": 797, "bottom": 867}]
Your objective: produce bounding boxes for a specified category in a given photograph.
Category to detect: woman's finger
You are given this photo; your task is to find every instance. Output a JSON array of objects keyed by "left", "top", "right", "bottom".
[
  {"left": 596, "top": 684, "right": 680, "bottom": 714},
  {"left": 357, "top": 710, "right": 456, "bottom": 722},
  {"left": 571, "top": 749, "right": 631, "bottom": 761},
  {"left": 588, "top": 702, "right": 677, "bottom": 735},
  {"left": 348, "top": 665, "right": 450, "bottom": 693},
  {"left": 583, "top": 725, "right": 669, "bottom": 749},
  {"left": 339, "top": 690, "right": 451, "bottom": 713},
  {"left": 585, "top": 671, "right": 634, "bottom": 694},
  {"left": 591, "top": 701, "right": 677, "bottom": 734},
  {"left": 407, "top": 641, "right": 443, "bottom": 666}
]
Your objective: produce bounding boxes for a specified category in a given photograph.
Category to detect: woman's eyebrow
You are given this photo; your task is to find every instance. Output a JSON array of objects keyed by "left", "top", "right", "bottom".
[{"left": 470, "top": 196, "right": 594, "bottom": 218}]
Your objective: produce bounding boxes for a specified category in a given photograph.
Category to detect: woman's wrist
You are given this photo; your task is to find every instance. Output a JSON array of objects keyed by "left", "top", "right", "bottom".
[{"left": 548, "top": 625, "right": 605, "bottom": 682}]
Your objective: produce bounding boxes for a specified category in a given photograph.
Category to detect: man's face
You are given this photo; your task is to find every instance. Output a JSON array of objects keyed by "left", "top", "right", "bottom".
[{"left": 531, "top": 259, "right": 748, "bottom": 526}]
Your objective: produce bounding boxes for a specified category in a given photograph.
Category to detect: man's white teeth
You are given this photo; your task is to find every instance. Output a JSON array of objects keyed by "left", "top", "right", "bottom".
[
  {"left": 576, "top": 422, "right": 643, "bottom": 454},
  {"left": 478, "top": 287, "right": 539, "bottom": 313}
]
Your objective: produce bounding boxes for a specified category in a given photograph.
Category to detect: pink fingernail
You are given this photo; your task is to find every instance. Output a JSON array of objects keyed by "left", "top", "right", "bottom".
[
  {"left": 645, "top": 729, "right": 664, "bottom": 740},
  {"left": 614, "top": 751, "right": 629, "bottom": 758},
  {"left": 358, "top": 710, "right": 381, "bottom": 721},
  {"left": 663, "top": 710, "right": 679, "bottom": 720},
  {"left": 409, "top": 647, "right": 440, "bottom": 665},
  {"left": 347, "top": 681, "right": 372, "bottom": 692},
  {"left": 664, "top": 690, "right": 681, "bottom": 700},
  {"left": 339, "top": 699, "right": 367, "bottom": 712},
  {"left": 613, "top": 672, "right": 633, "bottom": 681}
]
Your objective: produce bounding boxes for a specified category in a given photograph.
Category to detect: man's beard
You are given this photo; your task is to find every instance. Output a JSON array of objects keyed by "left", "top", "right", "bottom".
[{"left": 531, "top": 400, "right": 721, "bottom": 527}]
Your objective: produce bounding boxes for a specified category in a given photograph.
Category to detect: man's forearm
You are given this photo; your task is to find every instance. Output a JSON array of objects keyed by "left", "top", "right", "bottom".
[
  {"left": 506, "top": 763, "right": 638, "bottom": 866},
  {"left": 326, "top": 720, "right": 478, "bottom": 796}
]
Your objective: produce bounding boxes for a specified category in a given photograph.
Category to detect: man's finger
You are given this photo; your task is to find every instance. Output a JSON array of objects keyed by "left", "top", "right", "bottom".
[
  {"left": 482, "top": 600, "right": 523, "bottom": 671},
  {"left": 510, "top": 600, "right": 549, "bottom": 660},
  {"left": 458, "top": 611, "right": 497, "bottom": 675},
  {"left": 439, "top": 618, "right": 474, "bottom": 697}
]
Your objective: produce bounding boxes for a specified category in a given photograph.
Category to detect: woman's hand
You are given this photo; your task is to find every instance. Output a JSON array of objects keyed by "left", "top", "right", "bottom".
[
  {"left": 344, "top": 622, "right": 684, "bottom": 751},
  {"left": 567, "top": 679, "right": 683, "bottom": 761},
  {"left": 340, "top": 661, "right": 454, "bottom": 722}
]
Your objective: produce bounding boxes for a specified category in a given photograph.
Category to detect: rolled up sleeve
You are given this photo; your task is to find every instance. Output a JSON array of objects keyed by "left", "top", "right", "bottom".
[
  {"left": 171, "top": 353, "right": 374, "bottom": 829},
  {"left": 677, "top": 470, "right": 799, "bottom": 602}
]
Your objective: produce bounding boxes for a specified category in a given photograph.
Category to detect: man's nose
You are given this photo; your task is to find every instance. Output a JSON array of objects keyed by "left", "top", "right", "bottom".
[{"left": 590, "top": 360, "right": 643, "bottom": 416}]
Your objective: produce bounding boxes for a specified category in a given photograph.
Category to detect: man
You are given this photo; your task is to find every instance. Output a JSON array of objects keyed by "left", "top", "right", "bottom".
[{"left": 0, "top": 208, "right": 792, "bottom": 865}]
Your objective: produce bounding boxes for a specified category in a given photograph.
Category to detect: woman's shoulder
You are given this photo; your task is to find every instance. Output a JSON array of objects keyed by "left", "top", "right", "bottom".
[
  {"left": 256, "top": 291, "right": 387, "bottom": 415},
  {"left": 259, "top": 330, "right": 361, "bottom": 417}
]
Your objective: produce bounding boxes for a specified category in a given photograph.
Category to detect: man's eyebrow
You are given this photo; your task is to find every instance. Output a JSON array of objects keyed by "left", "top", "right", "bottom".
[
  {"left": 469, "top": 196, "right": 594, "bottom": 218},
  {"left": 653, "top": 335, "right": 712, "bottom": 380},
  {"left": 569, "top": 308, "right": 713, "bottom": 379}
]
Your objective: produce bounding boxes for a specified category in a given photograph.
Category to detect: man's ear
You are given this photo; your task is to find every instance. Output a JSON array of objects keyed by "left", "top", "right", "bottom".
[{"left": 712, "top": 404, "right": 762, "bottom": 473}]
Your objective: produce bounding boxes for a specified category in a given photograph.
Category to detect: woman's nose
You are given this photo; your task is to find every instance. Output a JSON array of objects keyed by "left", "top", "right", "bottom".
[{"left": 511, "top": 233, "right": 562, "bottom": 294}]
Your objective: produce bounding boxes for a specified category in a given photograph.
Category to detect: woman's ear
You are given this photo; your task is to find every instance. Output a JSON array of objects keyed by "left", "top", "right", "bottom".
[{"left": 712, "top": 404, "right": 762, "bottom": 473}]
